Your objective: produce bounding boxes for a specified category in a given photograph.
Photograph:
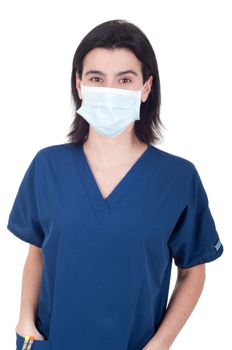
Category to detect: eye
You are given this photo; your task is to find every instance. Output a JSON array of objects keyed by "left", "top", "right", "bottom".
[
  {"left": 120, "top": 78, "right": 132, "bottom": 84},
  {"left": 89, "top": 77, "right": 103, "bottom": 83}
]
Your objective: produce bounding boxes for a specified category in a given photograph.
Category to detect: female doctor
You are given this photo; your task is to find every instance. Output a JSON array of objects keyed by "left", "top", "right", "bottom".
[{"left": 8, "top": 19, "right": 223, "bottom": 350}]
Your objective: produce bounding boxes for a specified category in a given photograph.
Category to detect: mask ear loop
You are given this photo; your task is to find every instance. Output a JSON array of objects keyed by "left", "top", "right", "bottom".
[
  {"left": 139, "top": 81, "right": 147, "bottom": 101},
  {"left": 79, "top": 83, "right": 86, "bottom": 101}
]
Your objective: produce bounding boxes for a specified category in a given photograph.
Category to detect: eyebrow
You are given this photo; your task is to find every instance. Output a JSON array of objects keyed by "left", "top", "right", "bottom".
[{"left": 85, "top": 69, "right": 138, "bottom": 77}]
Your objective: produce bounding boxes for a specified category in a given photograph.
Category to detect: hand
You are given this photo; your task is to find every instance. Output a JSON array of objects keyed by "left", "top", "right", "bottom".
[{"left": 15, "top": 322, "right": 45, "bottom": 340}]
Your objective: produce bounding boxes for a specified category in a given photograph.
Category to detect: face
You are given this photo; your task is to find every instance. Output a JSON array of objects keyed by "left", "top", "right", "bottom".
[{"left": 76, "top": 48, "right": 153, "bottom": 103}]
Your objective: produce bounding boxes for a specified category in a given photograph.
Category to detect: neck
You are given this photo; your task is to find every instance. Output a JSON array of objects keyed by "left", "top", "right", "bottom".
[{"left": 82, "top": 130, "right": 148, "bottom": 169}]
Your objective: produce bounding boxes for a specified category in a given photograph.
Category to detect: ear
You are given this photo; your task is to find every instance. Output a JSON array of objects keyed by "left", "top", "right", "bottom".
[
  {"left": 141, "top": 75, "right": 153, "bottom": 103},
  {"left": 75, "top": 73, "right": 83, "bottom": 100}
]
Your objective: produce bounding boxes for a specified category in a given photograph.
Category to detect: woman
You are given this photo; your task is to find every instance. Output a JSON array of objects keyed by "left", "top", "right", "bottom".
[{"left": 7, "top": 19, "right": 223, "bottom": 350}]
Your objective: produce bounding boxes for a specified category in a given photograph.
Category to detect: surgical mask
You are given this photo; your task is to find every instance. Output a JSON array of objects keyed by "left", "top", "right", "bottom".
[{"left": 76, "top": 84, "right": 145, "bottom": 138}]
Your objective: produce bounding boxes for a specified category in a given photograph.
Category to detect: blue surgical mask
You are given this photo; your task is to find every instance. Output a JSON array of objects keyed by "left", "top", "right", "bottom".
[{"left": 76, "top": 83, "right": 145, "bottom": 138}]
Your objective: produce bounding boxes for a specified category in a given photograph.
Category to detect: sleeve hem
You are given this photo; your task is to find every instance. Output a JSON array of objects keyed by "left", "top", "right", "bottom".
[
  {"left": 174, "top": 244, "right": 224, "bottom": 269},
  {"left": 7, "top": 222, "right": 43, "bottom": 248}
]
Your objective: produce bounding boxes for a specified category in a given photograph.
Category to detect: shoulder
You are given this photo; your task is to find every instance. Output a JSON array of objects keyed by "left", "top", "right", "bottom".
[
  {"left": 35, "top": 142, "right": 74, "bottom": 156},
  {"left": 150, "top": 144, "right": 197, "bottom": 176},
  {"left": 149, "top": 145, "right": 205, "bottom": 201},
  {"left": 33, "top": 142, "right": 75, "bottom": 162}
]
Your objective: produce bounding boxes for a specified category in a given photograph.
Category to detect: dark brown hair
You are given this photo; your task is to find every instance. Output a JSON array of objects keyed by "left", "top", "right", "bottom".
[{"left": 67, "top": 19, "right": 165, "bottom": 146}]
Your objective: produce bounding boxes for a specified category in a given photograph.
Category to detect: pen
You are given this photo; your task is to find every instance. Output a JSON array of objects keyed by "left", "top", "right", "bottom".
[{"left": 22, "top": 335, "right": 35, "bottom": 350}]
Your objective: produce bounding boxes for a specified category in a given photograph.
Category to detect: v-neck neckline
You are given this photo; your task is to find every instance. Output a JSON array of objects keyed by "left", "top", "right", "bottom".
[{"left": 72, "top": 142, "right": 153, "bottom": 225}]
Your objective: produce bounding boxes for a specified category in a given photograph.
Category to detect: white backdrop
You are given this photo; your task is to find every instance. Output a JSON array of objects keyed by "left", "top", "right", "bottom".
[{"left": 0, "top": 0, "right": 231, "bottom": 348}]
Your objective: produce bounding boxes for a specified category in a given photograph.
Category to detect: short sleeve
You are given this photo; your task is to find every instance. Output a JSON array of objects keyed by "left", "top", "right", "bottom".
[
  {"left": 168, "top": 164, "right": 223, "bottom": 268},
  {"left": 7, "top": 153, "right": 45, "bottom": 248}
]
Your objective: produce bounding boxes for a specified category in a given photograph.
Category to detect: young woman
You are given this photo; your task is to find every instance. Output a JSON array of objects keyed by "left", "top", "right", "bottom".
[{"left": 8, "top": 19, "right": 223, "bottom": 350}]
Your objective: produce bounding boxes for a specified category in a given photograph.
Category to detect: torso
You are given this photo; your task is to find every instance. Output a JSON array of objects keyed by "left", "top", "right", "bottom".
[{"left": 11, "top": 142, "right": 213, "bottom": 350}]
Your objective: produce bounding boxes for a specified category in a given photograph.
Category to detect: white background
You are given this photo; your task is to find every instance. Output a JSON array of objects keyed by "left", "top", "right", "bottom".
[{"left": 0, "top": 0, "right": 231, "bottom": 348}]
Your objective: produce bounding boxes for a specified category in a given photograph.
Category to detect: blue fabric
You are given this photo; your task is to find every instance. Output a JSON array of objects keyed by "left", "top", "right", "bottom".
[
  {"left": 7, "top": 143, "right": 223, "bottom": 350},
  {"left": 16, "top": 332, "right": 49, "bottom": 349}
]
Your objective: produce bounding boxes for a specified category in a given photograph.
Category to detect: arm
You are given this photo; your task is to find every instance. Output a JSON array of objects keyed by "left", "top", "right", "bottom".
[
  {"left": 15, "top": 244, "right": 45, "bottom": 340},
  {"left": 142, "top": 264, "right": 206, "bottom": 350}
]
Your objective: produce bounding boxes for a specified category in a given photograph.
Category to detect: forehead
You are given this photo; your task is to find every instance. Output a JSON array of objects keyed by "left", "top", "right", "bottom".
[{"left": 82, "top": 48, "right": 142, "bottom": 74}]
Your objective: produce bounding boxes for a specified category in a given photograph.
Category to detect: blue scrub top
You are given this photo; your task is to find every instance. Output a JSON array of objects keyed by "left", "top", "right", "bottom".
[{"left": 7, "top": 142, "right": 223, "bottom": 350}]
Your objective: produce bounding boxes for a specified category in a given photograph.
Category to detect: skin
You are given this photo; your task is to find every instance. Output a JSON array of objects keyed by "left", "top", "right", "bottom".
[{"left": 15, "top": 48, "right": 206, "bottom": 348}]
